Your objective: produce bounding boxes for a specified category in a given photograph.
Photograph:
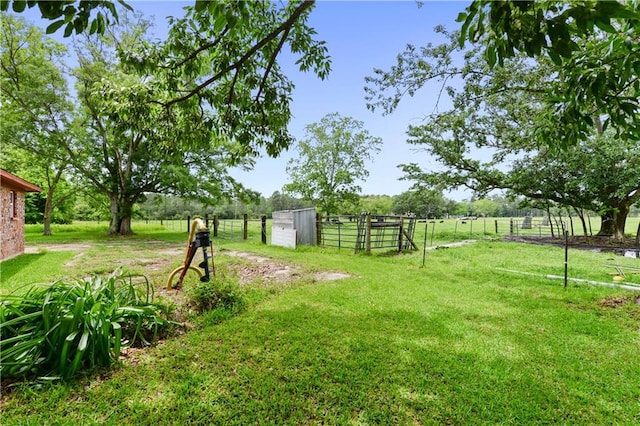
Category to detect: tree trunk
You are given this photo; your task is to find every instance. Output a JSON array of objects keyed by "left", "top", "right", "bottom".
[
  {"left": 546, "top": 206, "right": 555, "bottom": 238},
  {"left": 118, "top": 215, "right": 133, "bottom": 235},
  {"left": 596, "top": 204, "right": 629, "bottom": 241},
  {"left": 573, "top": 207, "right": 588, "bottom": 239},
  {"left": 43, "top": 187, "right": 54, "bottom": 236},
  {"left": 108, "top": 195, "right": 135, "bottom": 235},
  {"left": 109, "top": 196, "right": 119, "bottom": 235},
  {"left": 43, "top": 166, "right": 66, "bottom": 236}
]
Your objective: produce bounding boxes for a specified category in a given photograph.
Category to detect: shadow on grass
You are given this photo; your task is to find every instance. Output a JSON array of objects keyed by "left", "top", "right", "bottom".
[{"left": 1, "top": 253, "right": 47, "bottom": 283}]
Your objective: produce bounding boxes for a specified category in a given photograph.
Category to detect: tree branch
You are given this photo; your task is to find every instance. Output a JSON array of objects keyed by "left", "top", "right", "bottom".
[
  {"left": 162, "top": 0, "right": 314, "bottom": 108},
  {"left": 255, "top": 24, "right": 291, "bottom": 103},
  {"left": 169, "top": 26, "right": 230, "bottom": 70}
]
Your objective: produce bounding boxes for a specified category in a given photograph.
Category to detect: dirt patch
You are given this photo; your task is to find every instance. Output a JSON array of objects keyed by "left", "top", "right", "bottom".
[
  {"left": 157, "top": 248, "right": 185, "bottom": 257},
  {"left": 224, "top": 250, "right": 350, "bottom": 284},
  {"left": 24, "top": 244, "right": 92, "bottom": 254},
  {"left": 598, "top": 295, "right": 640, "bottom": 308},
  {"left": 427, "top": 240, "right": 478, "bottom": 250},
  {"left": 225, "top": 251, "right": 274, "bottom": 264},
  {"left": 65, "top": 252, "right": 86, "bottom": 267},
  {"left": 503, "top": 235, "right": 640, "bottom": 255},
  {"left": 25, "top": 244, "right": 92, "bottom": 268},
  {"left": 314, "top": 272, "right": 351, "bottom": 281},
  {"left": 234, "top": 262, "right": 300, "bottom": 284},
  {"left": 22, "top": 244, "right": 350, "bottom": 286}
]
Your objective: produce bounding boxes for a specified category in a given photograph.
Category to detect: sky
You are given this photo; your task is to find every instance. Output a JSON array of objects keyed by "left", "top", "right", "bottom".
[{"left": 21, "top": 1, "right": 472, "bottom": 200}]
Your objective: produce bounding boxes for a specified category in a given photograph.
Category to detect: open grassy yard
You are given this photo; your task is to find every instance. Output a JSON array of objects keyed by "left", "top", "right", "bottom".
[{"left": 1, "top": 222, "right": 639, "bottom": 424}]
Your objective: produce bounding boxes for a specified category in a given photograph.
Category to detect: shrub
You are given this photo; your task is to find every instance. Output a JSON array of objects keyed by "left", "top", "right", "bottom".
[
  {"left": 0, "top": 270, "right": 173, "bottom": 381},
  {"left": 186, "top": 274, "right": 246, "bottom": 315}
]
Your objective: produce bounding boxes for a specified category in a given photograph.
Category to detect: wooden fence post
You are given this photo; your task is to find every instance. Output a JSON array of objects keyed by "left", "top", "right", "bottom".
[
  {"left": 398, "top": 215, "right": 404, "bottom": 252},
  {"left": 366, "top": 213, "right": 372, "bottom": 255},
  {"left": 495, "top": 220, "right": 498, "bottom": 234},
  {"left": 213, "top": 215, "right": 219, "bottom": 237},
  {"left": 316, "top": 213, "right": 322, "bottom": 246},
  {"left": 261, "top": 215, "right": 267, "bottom": 244},
  {"left": 243, "top": 214, "right": 248, "bottom": 240},
  {"left": 187, "top": 215, "right": 191, "bottom": 233}
]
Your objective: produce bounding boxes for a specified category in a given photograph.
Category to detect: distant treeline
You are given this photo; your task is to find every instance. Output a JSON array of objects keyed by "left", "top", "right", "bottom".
[{"left": 27, "top": 190, "right": 637, "bottom": 224}]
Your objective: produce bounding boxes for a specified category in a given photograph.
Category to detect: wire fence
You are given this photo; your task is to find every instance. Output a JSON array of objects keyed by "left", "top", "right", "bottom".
[
  {"left": 135, "top": 214, "right": 640, "bottom": 250},
  {"left": 320, "top": 216, "right": 359, "bottom": 250}
]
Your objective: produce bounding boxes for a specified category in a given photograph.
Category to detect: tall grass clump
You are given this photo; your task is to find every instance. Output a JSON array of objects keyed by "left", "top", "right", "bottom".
[
  {"left": 186, "top": 273, "right": 246, "bottom": 320},
  {"left": 0, "top": 270, "right": 173, "bottom": 381}
]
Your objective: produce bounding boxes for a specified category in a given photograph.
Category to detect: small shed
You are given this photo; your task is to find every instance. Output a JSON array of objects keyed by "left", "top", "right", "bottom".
[
  {"left": 1, "top": 169, "right": 42, "bottom": 261},
  {"left": 271, "top": 207, "right": 316, "bottom": 249}
]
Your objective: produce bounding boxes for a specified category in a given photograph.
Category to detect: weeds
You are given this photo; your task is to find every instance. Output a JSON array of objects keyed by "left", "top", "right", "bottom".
[{"left": 185, "top": 272, "right": 246, "bottom": 315}]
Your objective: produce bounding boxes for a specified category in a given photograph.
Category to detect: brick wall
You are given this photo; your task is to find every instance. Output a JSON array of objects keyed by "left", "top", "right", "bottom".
[{"left": 1, "top": 185, "right": 26, "bottom": 261}]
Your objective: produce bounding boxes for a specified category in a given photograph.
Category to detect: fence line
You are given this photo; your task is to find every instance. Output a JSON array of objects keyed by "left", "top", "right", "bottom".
[{"left": 137, "top": 213, "right": 638, "bottom": 249}]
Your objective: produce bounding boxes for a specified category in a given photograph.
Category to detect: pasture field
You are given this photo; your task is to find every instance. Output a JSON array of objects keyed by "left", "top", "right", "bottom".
[
  {"left": 1, "top": 221, "right": 639, "bottom": 424},
  {"left": 24, "top": 214, "right": 639, "bottom": 247}
]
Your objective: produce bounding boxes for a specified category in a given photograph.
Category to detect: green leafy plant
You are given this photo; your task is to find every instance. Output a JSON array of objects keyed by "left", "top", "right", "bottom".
[
  {"left": 186, "top": 273, "right": 246, "bottom": 316},
  {"left": 0, "top": 270, "right": 173, "bottom": 380}
]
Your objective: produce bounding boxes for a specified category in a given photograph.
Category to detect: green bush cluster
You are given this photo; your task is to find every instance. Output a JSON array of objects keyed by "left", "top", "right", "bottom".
[
  {"left": 0, "top": 271, "right": 173, "bottom": 380},
  {"left": 186, "top": 274, "right": 246, "bottom": 315}
]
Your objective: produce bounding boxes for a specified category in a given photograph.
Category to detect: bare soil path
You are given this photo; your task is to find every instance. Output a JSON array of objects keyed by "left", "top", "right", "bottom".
[{"left": 24, "top": 243, "right": 351, "bottom": 284}]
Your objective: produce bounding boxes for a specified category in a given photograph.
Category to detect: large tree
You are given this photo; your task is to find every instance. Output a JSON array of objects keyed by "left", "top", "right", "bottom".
[
  {"left": 508, "top": 134, "right": 640, "bottom": 239},
  {"left": 366, "top": 28, "right": 639, "bottom": 240},
  {"left": 284, "top": 112, "right": 382, "bottom": 216},
  {"left": 3, "top": 1, "right": 331, "bottom": 235},
  {"left": 1, "top": 15, "right": 76, "bottom": 235},
  {"left": 70, "top": 15, "right": 256, "bottom": 235}
]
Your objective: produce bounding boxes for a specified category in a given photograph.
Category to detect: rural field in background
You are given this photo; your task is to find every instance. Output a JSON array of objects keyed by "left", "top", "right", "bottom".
[
  {"left": 1, "top": 219, "right": 639, "bottom": 424},
  {"left": 22, "top": 215, "right": 640, "bottom": 246}
]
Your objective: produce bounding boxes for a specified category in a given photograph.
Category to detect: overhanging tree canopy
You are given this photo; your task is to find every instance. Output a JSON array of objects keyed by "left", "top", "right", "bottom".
[
  {"left": 3, "top": 1, "right": 332, "bottom": 235},
  {"left": 365, "top": 28, "right": 639, "bottom": 240},
  {"left": 456, "top": 0, "right": 640, "bottom": 148}
]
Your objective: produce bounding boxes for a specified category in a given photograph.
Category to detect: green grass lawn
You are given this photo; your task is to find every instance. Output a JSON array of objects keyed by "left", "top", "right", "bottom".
[{"left": 1, "top": 223, "right": 639, "bottom": 424}]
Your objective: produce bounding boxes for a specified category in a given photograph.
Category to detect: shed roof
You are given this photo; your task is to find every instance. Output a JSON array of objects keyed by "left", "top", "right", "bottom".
[{"left": 0, "top": 169, "right": 42, "bottom": 192}]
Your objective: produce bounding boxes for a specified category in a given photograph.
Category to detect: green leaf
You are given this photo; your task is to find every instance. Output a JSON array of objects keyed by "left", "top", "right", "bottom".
[
  {"left": 486, "top": 45, "right": 496, "bottom": 67},
  {"left": 89, "top": 18, "right": 98, "bottom": 35},
  {"left": 547, "top": 49, "right": 562, "bottom": 65},
  {"left": 63, "top": 22, "right": 73, "bottom": 37},
  {"left": 77, "top": 330, "right": 90, "bottom": 352},
  {"left": 0, "top": 332, "right": 42, "bottom": 347},
  {"left": 45, "top": 19, "right": 66, "bottom": 34},
  {"left": 74, "top": 18, "right": 85, "bottom": 34},
  {"left": 59, "top": 331, "right": 78, "bottom": 371},
  {"left": 0, "top": 311, "right": 42, "bottom": 330},
  {"left": 594, "top": 18, "right": 616, "bottom": 34},
  {"left": 116, "top": 0, "right": 133, "bottom": 12},
  {"left": 63, "top": 4, "right": 76, "bottom": 18},
  {"left": 12, "top": 0, "right": 26, "bottom": 13},
  {"left": 97, "top": 14, "right": 105, "bottom": 34},
  {"left": 112, "top": 323, "right": 122, "bottom": 358},
  {"left": 195, "top": 0, "right": 209, "bottom": 13}
]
